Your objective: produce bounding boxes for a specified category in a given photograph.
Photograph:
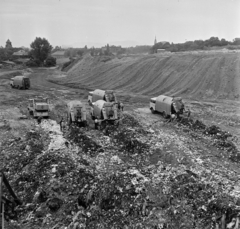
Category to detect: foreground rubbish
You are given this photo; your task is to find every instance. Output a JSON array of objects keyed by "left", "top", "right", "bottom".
[{"left": 1, "top": 113, "right": 240, "bottom": 229}]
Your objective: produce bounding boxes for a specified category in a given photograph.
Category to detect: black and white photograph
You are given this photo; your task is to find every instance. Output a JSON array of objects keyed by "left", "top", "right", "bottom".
[{"left": 0, "top": 0, "right": 240, "bottom": 228}]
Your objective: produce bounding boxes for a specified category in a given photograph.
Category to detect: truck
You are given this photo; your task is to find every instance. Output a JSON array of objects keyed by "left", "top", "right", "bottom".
[
  {"left": 88, "top": 89, "right": 118, "bottom": 103},
  {"left": 150, "top": 95, "right": 185, "bottom": 118},
  {"left": 90, "top": 100, "right": 120, "bottom": 129},
  {"left": 88, "top": 89, "right": 124, "bottom": 110},
  {"left": 28, "top": 98, "right": 50, "bottom": 118},
  {"left": 66, "top": 100, "right": 88, "bottom": 127},
  {"left": 10, "top": 75, "right": 30, "bottom": 89}
]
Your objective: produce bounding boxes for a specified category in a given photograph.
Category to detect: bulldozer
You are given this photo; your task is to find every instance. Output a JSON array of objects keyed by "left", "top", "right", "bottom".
[
  {"left": 90, "top": 100, "right": 120, "bottom": 129},
  {"left": 150, "top": 95, "right": 185, "bottom": 118},
  {"left": 66, "top": 100, "right": 87, "bottom": 127},
  {"left": 28, "top": 97, "right": 50, "bottom": 118}
]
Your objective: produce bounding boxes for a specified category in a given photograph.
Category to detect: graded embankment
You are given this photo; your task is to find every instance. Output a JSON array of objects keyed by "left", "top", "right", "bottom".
[{"left": 62, "top": 52, "right": 240, "bottom": 100}]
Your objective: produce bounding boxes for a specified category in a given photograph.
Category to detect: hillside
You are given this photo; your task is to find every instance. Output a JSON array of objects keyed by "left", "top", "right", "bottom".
[{"left": 58, "top": 51, "right": 240, "bottom": 100}]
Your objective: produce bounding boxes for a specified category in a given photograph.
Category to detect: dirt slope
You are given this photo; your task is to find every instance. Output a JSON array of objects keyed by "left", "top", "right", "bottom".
[{"left": 60, "top": 52, "right": 240, "bottom": 100}]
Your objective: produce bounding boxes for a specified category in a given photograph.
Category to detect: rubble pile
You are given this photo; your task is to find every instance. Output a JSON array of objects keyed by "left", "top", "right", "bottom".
[
  {"left": 178, "top": 117, "right": 239, "bottom": 162},
  {"left": 1, "top": 113, "right": 240, "bottom": 229},
  {"left": 67, "top": 125, "right": 102, "bottom": 156},
  {"left": 111, "top": 127, "right": 149, "bottom": 154}
]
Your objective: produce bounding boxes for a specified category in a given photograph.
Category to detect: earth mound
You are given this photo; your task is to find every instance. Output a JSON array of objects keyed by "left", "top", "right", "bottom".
[{"left": 56, "top": 52, "right": 240, "bottom": 100}]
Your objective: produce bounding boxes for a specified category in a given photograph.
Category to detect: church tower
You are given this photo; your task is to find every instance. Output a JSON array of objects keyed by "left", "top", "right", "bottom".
[
  {"left": 154, "top": 36, "right": 157, "bottom": 45},
  {"left": 5, "top": 39, "right": 12, "bottom": 48}
]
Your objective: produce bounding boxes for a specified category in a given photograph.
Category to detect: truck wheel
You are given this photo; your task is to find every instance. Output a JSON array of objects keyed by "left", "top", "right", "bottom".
[
  {"left": 84, "top": 120, "right": 88, "bottom": 127},
  {"left": 162, "top": 111, "right": 167, "bottom": 119},
  {"left": 98, "top": 123, "right": 102, "bottom": 130},
  {"left": 150, "top": 108, "right": 155, "bottom": 114},
  {"left": 68, "top": 116, "right": 72, "bottom": 125}
]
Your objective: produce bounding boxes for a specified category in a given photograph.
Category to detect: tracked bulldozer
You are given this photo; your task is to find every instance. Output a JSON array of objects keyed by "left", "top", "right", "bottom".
[
  {"left": 90, "top": 100, "right": 120, "bottom": 129},
  {"left": 67, "top": 100, "right": 87, "bottom": 127}
]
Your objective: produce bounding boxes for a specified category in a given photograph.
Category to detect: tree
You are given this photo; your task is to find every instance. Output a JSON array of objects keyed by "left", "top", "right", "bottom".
[
  {"left": 106, "top": 44, "right": 110, "bottom": 55},
  {"left": 90, "top": 47, "right": 95, "bottom": 56},
  {"left": 30, "top": 37, "right": 52, "bottom": 64}
]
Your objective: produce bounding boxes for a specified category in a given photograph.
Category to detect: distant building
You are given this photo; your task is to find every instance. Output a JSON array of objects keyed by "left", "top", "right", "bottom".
[
  {"left": 5, "top": 39, "right": 12, "bottom": 48},
  {"left": 1, "top": 60, "right": 16, "bottom": 68},
  {"left": 13, "top": 50, "right": 29, "bottom": 56},
  {"left": 51, "top": 50, "right": 65, "bottom": 59},
  {"left": 157, "top": 49, "right": 166, "bottom": 53},
  {"left": 14, "top": 58, "right": 30, "bottom": 65},
  {"left": 159, "top": 41, "right": 168, "bottom": 46},
  {"left": 233, "top": 38, "right": 240, "bottom": 45}
]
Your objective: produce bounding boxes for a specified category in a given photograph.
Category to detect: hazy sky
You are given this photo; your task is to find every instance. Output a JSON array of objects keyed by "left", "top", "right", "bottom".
[{"left": 0, "top": 0, "right": 240, "bottom": 48}]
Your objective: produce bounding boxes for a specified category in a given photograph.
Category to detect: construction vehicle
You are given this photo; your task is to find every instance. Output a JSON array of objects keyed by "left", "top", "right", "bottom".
[
  {"left": 67, "top": 100, "right": 88, "bottom": 127},
  {"left": 28, "top": 97, "right": 50, "bottom": 118},
  {"left": 10, "top": 75, "right": 30, "bottom": 89},
  {"left": 90, "top": 100, "right": 120, "bottom": 129},
  {"left": 150, "top": 95, "right": 185, "bottom": 118}
]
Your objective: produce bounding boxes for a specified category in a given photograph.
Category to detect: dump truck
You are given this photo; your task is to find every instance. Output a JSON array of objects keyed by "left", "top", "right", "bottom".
[
  {"left": 90, "top": 100, "right": 120, "bottom": 129},
  {"left": 150, "top": 95, "right": 185, "bottom": 118},
  {"left": 28, "top": 98, "right": 50, "bottom": 118},
  {"left": 67, "top": 100, "right": 87, "bottom": 126},
  {"left": 10, "top": 75, "right": 30, "bottom": 89}
]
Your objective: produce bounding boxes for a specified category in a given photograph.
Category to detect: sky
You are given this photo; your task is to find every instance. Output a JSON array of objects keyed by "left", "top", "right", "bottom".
[{"left": 0, "top": 0, "right": 240, "bottom": 48}]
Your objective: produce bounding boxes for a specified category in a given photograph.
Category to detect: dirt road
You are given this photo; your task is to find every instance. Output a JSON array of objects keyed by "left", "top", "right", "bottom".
[{"left": 0, "top": 67, "right": 239, "bottom": 137}]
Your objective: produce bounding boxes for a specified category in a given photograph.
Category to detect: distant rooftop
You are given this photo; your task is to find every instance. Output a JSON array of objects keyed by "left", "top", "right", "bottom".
[
  {"left": 1, "top": 60, "right": 16, "bottom": 65},
  {"left": 13, "top": 50, "right": 28, "bottom": 56},
  {"left": 52, "top": 50, "right": 65, "bottom": 56}
]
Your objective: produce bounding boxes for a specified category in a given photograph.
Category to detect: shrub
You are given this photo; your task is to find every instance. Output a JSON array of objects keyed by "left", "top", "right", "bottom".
[
  {"left": 44, "top": 56, "right": 56, "bottom": 67},
  {"left": 26, "top": 59, "right": 41, "bottom": 67},
  {"left": 61, "top": 60, "right": 72, "bottom": 71}
]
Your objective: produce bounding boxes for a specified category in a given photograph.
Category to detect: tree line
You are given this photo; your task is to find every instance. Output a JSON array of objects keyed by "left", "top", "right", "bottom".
[
  {"left": 151, "top": 37, "right": 240, "bottom": 53},
  {"left": 1, "top": 36, "right": 239, "bottom": 66}
]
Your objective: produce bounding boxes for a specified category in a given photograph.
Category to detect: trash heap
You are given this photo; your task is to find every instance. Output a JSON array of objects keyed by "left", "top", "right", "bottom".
[
  {"left": 1, "top": 114, "right": 240, "bottom": 229},
  {"left": 178, "top": 117, "right": 239, "bottom": 162}
]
